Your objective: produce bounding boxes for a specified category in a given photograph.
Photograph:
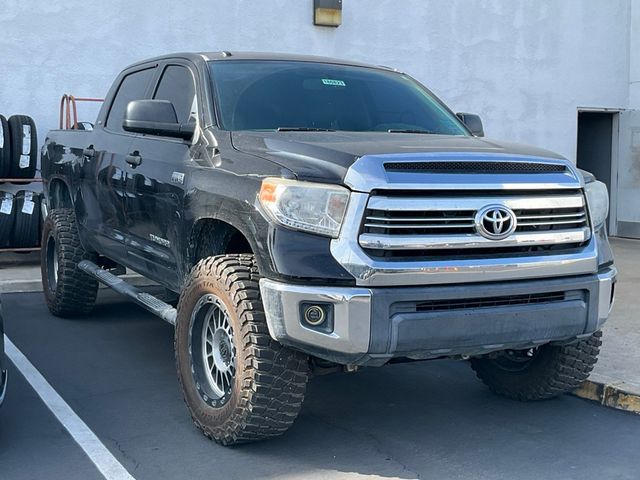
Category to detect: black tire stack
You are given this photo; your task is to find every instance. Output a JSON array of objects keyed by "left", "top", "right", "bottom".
[
  {"left": 0, "top": 191, "right": 15, "bottom": 247},
  {"left": 0, "top": 115, "right": 11, "bottom": 178},
  {"left": 7, "top": 115, "right": 38, "bottom": 179},
  {"left": 10, "top": 191, "right": 42, "bottom": 247},
  {"left": 0, "top": 114, "right": 42, "bottom": 249}
]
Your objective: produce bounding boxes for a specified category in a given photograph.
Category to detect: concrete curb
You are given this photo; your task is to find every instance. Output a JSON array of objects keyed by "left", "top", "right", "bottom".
[
  {"left": 0, "top": 274, "right": 155, "bottom": 294},
  {"left": 573, "top": 373, "right": 640, "bottom": 414}
]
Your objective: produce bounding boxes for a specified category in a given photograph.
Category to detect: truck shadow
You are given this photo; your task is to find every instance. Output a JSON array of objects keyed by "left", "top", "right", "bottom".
[{"left": 238, "top": 361, "right": 640, "bottom": 479}]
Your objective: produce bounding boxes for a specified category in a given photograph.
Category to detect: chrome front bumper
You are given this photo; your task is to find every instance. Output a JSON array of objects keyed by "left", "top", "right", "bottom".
[{"left": 260, "top": 267, "right": 617, "bottom": 365}]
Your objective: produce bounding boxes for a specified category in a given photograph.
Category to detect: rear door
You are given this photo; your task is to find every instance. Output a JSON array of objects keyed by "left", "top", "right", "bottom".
[
  {"left": 124, "top": 62, "right": 198, "bottom": 287},
  {"left": 80, "top": 66, "right": 156, "bottom": 259}
]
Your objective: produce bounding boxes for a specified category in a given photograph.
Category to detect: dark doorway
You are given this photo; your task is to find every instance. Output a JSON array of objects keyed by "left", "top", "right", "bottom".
[
  {"left": 576, "top": 111, "right": 614, "bottom": 193},
  {"left": 576, "top": 111, "right": 616, "bottom": 230}
]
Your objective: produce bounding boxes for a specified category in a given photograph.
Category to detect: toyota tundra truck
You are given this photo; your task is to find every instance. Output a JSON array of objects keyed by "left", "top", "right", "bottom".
[{"left": 40, "top": 52, "right": 616, "bottom": 445}]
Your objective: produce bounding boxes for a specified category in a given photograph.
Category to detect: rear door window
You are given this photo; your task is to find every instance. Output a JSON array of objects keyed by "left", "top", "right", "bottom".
[{"left": 106, "top": 67, "right": 155, "bottom": 132}]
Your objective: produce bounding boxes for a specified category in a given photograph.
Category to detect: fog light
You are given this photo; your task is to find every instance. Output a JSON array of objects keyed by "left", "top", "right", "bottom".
[
  {"left": 303, "top": 305, "right": 326, "bottom": 326},
  {"left": 300, "top": 302, "right": 334, "bottom": 332}
]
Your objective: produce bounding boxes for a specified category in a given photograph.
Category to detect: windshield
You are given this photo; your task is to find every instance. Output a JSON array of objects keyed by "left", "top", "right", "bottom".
[{"left": 209, "top": 60, "right": 468, "bottom": 135}]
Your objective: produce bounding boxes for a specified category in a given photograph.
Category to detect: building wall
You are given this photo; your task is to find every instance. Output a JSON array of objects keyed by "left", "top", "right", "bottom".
[
  {"left": 0, "top": 0, "right": 632, "bottom": 162},
  {"left": 630, "top": 0, "right": 640, "bottom": 109}
]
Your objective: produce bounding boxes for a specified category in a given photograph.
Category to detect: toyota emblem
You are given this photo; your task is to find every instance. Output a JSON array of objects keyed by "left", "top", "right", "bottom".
[{"left": 475, "top": 205, "right": 517, "bottom": 240}]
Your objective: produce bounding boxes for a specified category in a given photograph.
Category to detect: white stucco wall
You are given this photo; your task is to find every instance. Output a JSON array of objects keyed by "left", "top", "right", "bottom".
[
  {"left": 0, "top": 0, "right": 633, "bottom": 162},
  {"left": 629, "top": 0, "right": 640, "bottom": 109}
]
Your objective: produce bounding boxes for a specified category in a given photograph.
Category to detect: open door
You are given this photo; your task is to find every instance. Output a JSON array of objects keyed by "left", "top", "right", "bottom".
[
  {"left": 615, "top": 110, "right": 640, "bottom": 238},
  {"left": 576, "top": 111, "right": 615, "bottom": 230}
]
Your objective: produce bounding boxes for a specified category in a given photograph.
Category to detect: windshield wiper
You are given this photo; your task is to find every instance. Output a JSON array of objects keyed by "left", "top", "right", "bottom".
[
  {"left": 387, "top": 129, "right": 436, "bottom": 134},
  {"left": 276, "top": 127, "right": 336, "bottom": 132}
]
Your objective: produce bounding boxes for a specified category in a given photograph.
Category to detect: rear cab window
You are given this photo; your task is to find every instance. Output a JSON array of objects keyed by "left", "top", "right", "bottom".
[{"left": 106, "top": 67, "right": 156, "bottom": 132}]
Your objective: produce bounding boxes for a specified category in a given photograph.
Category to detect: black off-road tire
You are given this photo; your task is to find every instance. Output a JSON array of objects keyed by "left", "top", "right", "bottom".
[
  {"left": 10, "top": 191, "right": 41, "bottom": 248},
  {"left": 8, "top": 115, "right": 37, "bottom": 179},
  {"left": 0, "top": 191, "right": 15, "bottom": 247},
  {"left": 41, "top": 208, "right": 98, "bottom": 316},
  {"left": 470, "top": 331, "right": 603, "bottom": 401},
  {"left": 175, "top": 254, "right": 309, "bottom": 445},
  {"left": 0, "top": 114, "right": 10, "bottom": 179}
]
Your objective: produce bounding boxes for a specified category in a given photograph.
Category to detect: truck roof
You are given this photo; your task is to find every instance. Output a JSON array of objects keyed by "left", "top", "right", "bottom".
[{"left": 125, "top": 51, "right": 396, "bottom": 72}]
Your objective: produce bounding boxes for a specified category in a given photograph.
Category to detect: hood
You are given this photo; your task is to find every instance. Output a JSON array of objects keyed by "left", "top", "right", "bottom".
[{"left": 231, "top": 131, "right": 566, "bottom": 184}]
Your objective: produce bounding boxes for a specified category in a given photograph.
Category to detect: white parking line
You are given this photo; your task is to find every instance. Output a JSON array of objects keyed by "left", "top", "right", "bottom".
[{"left": 4, "top": 335, "right": 136, "bottom": 480}]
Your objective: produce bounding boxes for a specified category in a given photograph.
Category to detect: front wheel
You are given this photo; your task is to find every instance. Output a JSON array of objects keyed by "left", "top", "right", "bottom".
[
  {"left": 470, "top": 331, "right": 602, "bottom": 401},
  {"left": 175, "top": 254, "right": 309, "bottom": 445}
]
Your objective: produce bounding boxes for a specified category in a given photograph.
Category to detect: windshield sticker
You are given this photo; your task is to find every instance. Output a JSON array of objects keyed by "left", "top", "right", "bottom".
[{"left": 322, "top": 79, "right": 346, "bottom": 87}]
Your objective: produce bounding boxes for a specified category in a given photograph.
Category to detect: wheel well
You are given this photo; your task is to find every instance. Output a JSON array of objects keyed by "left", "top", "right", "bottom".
[
  {"left": 190, "top": 219, "right": 253, "bottom": 264},
  {"left": 48, "top": 179, "right": 73, "bottom": 209}
]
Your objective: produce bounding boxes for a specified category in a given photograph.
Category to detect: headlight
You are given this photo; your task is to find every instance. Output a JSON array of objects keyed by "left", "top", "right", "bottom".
[
  {"left": 585, "top": 180, "right": 609, "bottom": 227},
  {"left": 259, "top": 178, "right": 350, "bottom": 237}
]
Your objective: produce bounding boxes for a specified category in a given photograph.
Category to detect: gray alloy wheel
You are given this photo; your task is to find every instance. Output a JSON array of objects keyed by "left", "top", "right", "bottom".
[
  {"left": 190, "top": 293, "right": 237, "bottom": 407},
  {"left": 45, "top": 233, "right": 59, "bottom": 291}
]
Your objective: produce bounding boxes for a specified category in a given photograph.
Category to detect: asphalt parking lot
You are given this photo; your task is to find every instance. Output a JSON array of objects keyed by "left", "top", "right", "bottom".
[{"left": 2, "top": 290, "right": 640, "bottom": 480}]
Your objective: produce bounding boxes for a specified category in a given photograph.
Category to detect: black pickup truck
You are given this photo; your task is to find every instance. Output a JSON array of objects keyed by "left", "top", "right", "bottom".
[
  {"left": 0, "top": 299, "right": 6, "bottom": 407},
  {"left": 41, "top": 52, "right": 616, "bottom": 445}
]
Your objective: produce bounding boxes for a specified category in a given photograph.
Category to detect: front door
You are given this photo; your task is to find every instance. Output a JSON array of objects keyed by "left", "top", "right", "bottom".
[{"left": 124, "top": 64, "right": 197, "bottom": 288}]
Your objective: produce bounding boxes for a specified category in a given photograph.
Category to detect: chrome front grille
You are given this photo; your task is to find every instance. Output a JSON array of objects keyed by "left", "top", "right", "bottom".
[
  {"left": 514, "top": 207, "right": 587, "bottom": 231},
  {"left": 359, "top": 190, "right": 590, "bottom": 255},
  {"left": 332, "top": 154, "right": 599, "bottom": 287}
]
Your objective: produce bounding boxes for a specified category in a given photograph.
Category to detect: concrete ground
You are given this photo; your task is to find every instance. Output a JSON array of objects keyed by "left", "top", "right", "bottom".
[
  {"left": 592, "top": 238, "right": 640, "bottom": 386},
  {"left": 2, "top": 290, "right": 640, "bottom": 480},
  {"left": 0, "top": 252, "right": 152, "bottom": 294},
  {"left": 0, "top": 252, "right": 41, "bottom": 293},
  {"left": 573, "top": 238, "right": 640, "bottom": 410}
]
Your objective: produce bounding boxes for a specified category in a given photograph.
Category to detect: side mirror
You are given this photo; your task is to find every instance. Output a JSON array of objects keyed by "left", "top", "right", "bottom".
[
  {"left": 123, "top": 99, "right": 195, "bottom": 140},
  {"left": 456, "top": 112, "right": 484, "bottom": 137}
]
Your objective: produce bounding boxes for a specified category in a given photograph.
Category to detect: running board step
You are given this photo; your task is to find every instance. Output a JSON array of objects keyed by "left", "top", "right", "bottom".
[{"left": 78, "top": 260, "right": 177, "bottom": 325}]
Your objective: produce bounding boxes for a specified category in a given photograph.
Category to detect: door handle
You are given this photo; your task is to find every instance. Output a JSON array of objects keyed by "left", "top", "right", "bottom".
[
  {"left": 126, "top": 152, "right": 142, "bottom": 168},
  {"left": 83, "top": 145, "right": 95, "bottom": 158}
]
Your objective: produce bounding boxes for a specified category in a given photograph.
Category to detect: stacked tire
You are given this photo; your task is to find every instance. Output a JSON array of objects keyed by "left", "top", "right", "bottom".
[
  {"left": 0, "top": 114, "right": 41, "bottom": 248},
  {"left": 0, "top": 115, "right": 38, "bottom": 180},
  {"left": 0, "top": 191, "right": 15, "bottom": 246},
  {"left": 0, "top": 190, "right": 42, "bottom": 248},
  {"left": 0, "top": 115, "right": 11, "bottom": 178},
  {"left": 11, "top": 191, "right": 42, "bottom": 247}
]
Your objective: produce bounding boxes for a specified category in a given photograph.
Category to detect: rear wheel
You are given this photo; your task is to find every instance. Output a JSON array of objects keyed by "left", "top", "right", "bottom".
[
  {"left": 470, "top": 331, "right": 602, "bottom": 400},
  {"left": 175, "top": 254, "right": 309, "bottom": 445},
  {"left": 41, "top": 209, "right": 98, "bottom": 316}
]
